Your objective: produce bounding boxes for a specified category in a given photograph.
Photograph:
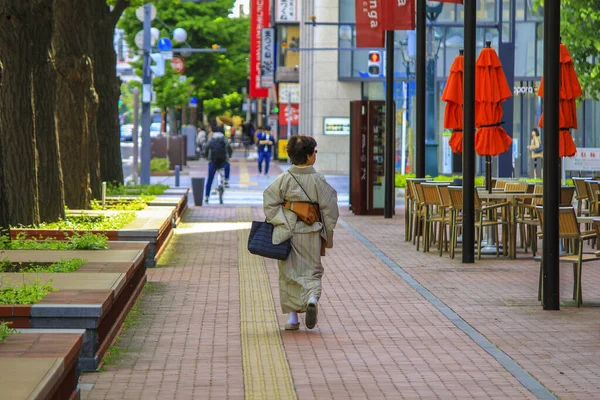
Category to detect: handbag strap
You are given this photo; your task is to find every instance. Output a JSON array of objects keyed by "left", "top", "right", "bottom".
[{"left": 288, "top": 171, "right": 316, "bottom": 205}]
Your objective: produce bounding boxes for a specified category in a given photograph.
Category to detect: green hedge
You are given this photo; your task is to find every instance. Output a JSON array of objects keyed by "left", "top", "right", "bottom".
[
  {"left": 107, "top": 184, "right": 169, "bottom": 196},
  {"left": 396, "top": 174, "right": 485, "bottom": 188},
  {"left": 29, "top": 212, "right": 136, "bottom": 231}
]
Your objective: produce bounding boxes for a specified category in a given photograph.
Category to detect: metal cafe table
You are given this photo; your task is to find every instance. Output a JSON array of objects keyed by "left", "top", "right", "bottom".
[{"left": 478, "top": 190, "right": 543, "bottom": 259}]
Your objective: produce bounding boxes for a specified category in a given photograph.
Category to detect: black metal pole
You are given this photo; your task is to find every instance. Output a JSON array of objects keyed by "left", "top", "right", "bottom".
[
  {"left": 486, "top": 155, "right": 492, "bottom": 193},
  {"left": 542, "top": 0, "right": 560, "bottom": 310},
  {"left": 385, "top": 30, "right": 395, "bottom": 219},
  {"left": 415, "top": 0, "right": 426, "bottom": 178},
  {"left": 462, "top": 0, "right": 476, "bottom": 264}
]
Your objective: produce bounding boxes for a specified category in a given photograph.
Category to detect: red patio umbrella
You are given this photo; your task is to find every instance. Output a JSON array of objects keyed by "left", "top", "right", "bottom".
[
  {"left": 442, "top": 50, "right": 464, "bottom": 154},
  {"left": 474, "top": 42, "right": 513, "bottom": 192},
  {"left": 537, "top": 43, "right": 582, "bottom": 158},
  {"left": 474, "top": 44, "right": 513, "bottom": 156}
]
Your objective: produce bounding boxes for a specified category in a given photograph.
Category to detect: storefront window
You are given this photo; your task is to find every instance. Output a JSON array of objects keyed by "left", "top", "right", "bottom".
[
  {"left": 277, "top": 25, "right": 300, "bottom": 69},
  {"left": 514, "top": 22, "right": 536, "bottom": 78}
]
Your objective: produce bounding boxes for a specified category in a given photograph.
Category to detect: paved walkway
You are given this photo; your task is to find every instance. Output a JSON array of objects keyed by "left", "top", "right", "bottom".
[{"left": 81, "top": 163, "right": 600, "bottom": 399}]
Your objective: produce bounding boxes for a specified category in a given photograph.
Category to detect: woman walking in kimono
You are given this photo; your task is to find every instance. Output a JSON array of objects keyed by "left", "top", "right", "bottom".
[{"left": 263, "top": 135, "right": 339, "bottom": 330}]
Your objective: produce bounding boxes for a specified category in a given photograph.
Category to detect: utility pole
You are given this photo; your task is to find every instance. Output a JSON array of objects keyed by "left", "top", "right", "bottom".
[
  {"left": 133, "top": 87, "right": 140, "bottom": 185},
  {"left": 140, "top": 3, "right": 152, "bottom": 185}
]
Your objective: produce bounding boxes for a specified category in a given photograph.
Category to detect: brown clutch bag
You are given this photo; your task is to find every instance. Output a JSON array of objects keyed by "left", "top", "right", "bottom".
[{"left": 283, "top": 201, "right": 321, "bottom": 225}]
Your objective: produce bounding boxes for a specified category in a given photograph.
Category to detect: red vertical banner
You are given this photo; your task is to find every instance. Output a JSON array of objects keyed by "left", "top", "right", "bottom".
[
  {"left": 383, "top": 0, "right": 416, "bottom": 31},
  {"left": 355, "top": 0, "right": 384, "bottom": 48},
  {"left": 250, "top": 0, "right": 270, "bottom": 98}
]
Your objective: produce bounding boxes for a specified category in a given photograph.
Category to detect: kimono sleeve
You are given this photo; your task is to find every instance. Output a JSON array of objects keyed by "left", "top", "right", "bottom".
[
  {"left": 263, "top": 176, "right": 294, "bottom": 244},
  {"left": 317, "top": 175, "right": 339, "bottom": 248}
]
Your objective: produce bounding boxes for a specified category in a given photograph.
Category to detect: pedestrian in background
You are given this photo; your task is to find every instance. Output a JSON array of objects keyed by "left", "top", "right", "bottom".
[
  {"left": 242, "top": 120, "right": 255, "bottom": 157},
  {"left": 204, "top": 125, "right": 232, "bottom": 203},
  {"left": 255, "top": 125, "right": 275, "bottom": 176},
  {"left": 528, "top": 128, "right": 543, "bottom": 179},
  {"left": 263, "top": 135, "right": 339, "bottom": 330}
]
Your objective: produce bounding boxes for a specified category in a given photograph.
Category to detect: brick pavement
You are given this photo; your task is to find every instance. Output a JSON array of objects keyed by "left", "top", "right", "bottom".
[
  {"left": 80, "top": 200, "right": 600, "bottom": 399},
  {"left": 81, "top": 207, "right": 244, "bottom": 399},
  {"left": 341, "top": 210, "right": 600, "bottom": 399}
]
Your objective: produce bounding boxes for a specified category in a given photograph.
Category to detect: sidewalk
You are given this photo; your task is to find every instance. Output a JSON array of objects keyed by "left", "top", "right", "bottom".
[{"left": 81, "top": 178, "right": 600, "bottom": 399}]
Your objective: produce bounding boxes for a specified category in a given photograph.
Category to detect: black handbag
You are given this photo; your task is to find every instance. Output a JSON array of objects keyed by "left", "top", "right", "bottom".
[{"left": 247, "top": 220, "right": 292, "bottom": 261}]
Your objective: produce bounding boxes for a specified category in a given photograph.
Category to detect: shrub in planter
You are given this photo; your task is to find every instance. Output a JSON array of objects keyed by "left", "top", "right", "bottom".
[
  {"left": 0, "top": 258, "right": 86, "bottom": 273},
  {"left": 0, "top": 233, "right": 109, "bottom": 250},
  {"left": 26, "top": 212, "right": 137, "bottom": 231},
  {"left": 107, "top": 184, "right": 169, "bottom": 196},
  {"left": 0, "top": 279, "right": 57, "bottom": 305},
  {"left": 0, "top": 322, "right": 17, "bottom": 342}
]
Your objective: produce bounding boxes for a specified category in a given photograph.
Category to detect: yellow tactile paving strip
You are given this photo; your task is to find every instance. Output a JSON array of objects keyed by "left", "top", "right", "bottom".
[
  {"left": 238, "top": 158, "right": 258, "bottom": 186},
  {"left": 238, "top": 229, "right": 297, "bottom": 400}
]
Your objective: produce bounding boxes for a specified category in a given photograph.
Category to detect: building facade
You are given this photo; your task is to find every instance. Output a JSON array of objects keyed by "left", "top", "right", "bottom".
[{"left": 268, "top": 0, "right": 600, "bottom": 175}]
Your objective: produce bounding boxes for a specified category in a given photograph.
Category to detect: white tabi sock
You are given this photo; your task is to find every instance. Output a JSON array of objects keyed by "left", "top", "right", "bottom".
[{"left": 287, "top": 311, "right": 298, "bottom": 325}]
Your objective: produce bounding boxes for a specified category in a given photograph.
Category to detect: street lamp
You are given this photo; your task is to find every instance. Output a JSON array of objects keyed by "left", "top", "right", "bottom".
[{"left": 425, "top": 1, "right": 444, "bottom": 177}]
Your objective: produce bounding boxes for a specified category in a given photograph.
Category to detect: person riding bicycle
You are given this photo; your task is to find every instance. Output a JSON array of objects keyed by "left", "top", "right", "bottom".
[{"left": 204, "top": 125, "right": 233, "bottom": 204}]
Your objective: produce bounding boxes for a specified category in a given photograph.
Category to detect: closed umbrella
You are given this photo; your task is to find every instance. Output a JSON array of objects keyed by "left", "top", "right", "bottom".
[
  {"left": 474, "top": 42, "right": 513, "bottom": 191},
  {"left": 537, "top": 43, "right": 582, "bottom": 158},
  {"left": 442, "top": 50, "right": 464, "bottom": 154}
]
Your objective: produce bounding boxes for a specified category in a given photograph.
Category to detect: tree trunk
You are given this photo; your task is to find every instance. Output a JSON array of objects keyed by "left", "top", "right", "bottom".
[
  {"left": 53, "top": 0, "right": 95, "bottom": 208},
  {"left": 90, "top": 0, "right": 124, "bottom": 186},
  {"left": 0, "top": 64, "right": 9, "bottom": 235},
  {"left": 0, "top": 1, "right": 40, "bottom": 226},
  {"left": 87, "top": 77, "right": 101, "bottom": 200},
  {"left": 31, "top": 0, "right": 65, "bottom": 222}
]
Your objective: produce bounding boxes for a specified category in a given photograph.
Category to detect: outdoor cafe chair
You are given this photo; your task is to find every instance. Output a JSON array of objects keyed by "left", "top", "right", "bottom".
[
  {"left": 474, "top": 189, "right": 510, "bottom": 259},
  {"left": 572, "top": 177, "right": 592, "bottom": 216},
  {"left": 584, "top": 180, "right": 600, "bottom": 216},
  {"left": 421, "top": 183, "right": 450, "bottom": 254},
  {"left": 437, "top": 185, "right": 452, "bottom": 256},
  {"left": 410, "top": 180, "right": 427, "bottom": 251},
  {"left": 515, "top": 184, "right": 543, "bottom": 256},
  {"left": 536, "top": 206, "right": 598, "bottom": 307},
  {"left": 405, "top": 178, "right": 428, "bottom": 242},
  {"left": 504, "top": 182, "right": 528, "bottom": 193},
  {"left": 495, "top": 180, "right": 507, "bottom": 190},
  {"left": 447, "top": 186, "right": 464, "bottom": 259}
]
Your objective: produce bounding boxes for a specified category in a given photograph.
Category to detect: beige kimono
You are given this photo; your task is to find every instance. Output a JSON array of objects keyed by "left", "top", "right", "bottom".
[{"left": 263, "top": 165, "right": 339, "bottom": 313}]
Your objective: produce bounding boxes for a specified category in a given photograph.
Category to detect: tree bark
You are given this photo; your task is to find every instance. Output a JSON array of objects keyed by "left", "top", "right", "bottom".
[
  {"left": 0, "top": 1, "right": 40, "bottom": 226},
  {"left": 90, "top": 0, "right": 125, "bottom": 186},
  {"left": 53, "top": 0, "right": 96, "bottom": 208},
  {"left": 0, "top": 65, "right": 9, "bottom": 235},
  {"left": 31, "top": 0, "right": 65, "bottom": 222}
]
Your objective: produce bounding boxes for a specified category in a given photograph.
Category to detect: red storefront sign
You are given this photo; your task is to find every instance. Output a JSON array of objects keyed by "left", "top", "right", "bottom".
[
  {"left": 355, "top": 0, "right": 416, "bottom": 48},
  {"left": 250, "top": 0, "right": 270, "bottom": 98},
  {"left": 279, "top": 104, "right": 300, "bottom": 125}
]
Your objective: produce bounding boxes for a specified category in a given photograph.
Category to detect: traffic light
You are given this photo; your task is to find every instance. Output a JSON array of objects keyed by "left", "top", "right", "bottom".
[
  {"left": 367, "top": 51, "right": 381, "bottom": 77},
  {"left": 150, "top": 52, "right": 165, "bottom": 77},
  {"left": 212, "top": 44, "right": 219, "bottom": 50}
]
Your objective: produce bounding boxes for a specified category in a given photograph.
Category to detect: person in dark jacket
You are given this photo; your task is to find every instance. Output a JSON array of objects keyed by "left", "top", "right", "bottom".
[
  {"left": 255, "top": 125, "right": 275, "bottom": 176},
  {"left": 204, "top": 125, "right": 233, "bottom": 203}
]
